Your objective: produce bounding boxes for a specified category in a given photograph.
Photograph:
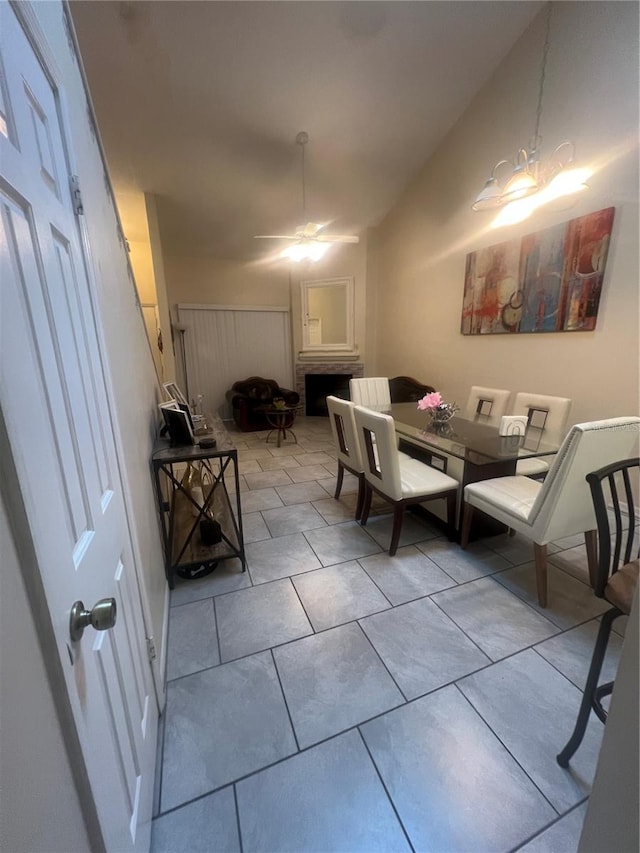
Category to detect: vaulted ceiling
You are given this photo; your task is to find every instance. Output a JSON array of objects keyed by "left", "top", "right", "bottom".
[{"left": 70, "top": 1, "right": 542, "bottom": 261}]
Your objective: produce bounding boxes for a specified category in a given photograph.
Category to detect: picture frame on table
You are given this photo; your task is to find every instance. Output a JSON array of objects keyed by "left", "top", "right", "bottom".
[
  {"left": 159, "top": 402, "right": 194, "bottom": 446},
  {"left": 162, "top": 381, "right": 189, "bottom": 408}
]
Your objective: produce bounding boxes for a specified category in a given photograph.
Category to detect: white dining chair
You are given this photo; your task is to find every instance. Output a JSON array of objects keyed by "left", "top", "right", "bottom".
[
  {"left": 512, "top": 392, "right": 572, "bottom": 478},
  {"left": 354, "top": 405, "right": 459, "bottom": 555},
  {"left": 326, "top": 395, "right": 365, "bottom": 520},
  {"left": 460, "top": 417, "right": 640, "bottom": 607},
  {"left": 349, "top": 377, "right": 391, "bottom": 408},
  {"left": 464, "top": 386, "right": 511, "bottom": 420}
]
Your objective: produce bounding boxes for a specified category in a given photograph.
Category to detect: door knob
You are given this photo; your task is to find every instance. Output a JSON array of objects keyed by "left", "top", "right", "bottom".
[{"left": 69, "top": 598, "right": 117, "bottom": 642}]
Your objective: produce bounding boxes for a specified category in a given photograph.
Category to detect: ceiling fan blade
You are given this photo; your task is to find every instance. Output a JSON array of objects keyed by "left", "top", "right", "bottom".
[
  {"left": 315, "top": 234, "right": 360, "bottom": 244},
  {"left": 254, "top": 234, "right": 297, "bottom": 240}
]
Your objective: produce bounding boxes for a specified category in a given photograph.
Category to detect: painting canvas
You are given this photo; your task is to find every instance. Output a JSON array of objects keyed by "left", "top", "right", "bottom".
[{"left": 461, "top": 207, "right": 615, "bottom": 335}]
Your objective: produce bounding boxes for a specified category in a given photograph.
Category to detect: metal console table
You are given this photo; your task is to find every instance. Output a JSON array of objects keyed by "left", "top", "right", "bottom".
[{"left": 151, "top": 415, "right": 246, "bottom": 589}]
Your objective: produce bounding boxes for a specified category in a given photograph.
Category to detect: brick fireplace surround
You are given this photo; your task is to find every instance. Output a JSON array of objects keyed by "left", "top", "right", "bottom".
[{"left": 295, "top": 362, "right": 364, "bottom": 414}]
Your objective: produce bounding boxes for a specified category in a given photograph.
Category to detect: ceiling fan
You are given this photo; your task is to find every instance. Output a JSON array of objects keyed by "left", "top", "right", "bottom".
[{"left": 254, "top": 131, "right": 359, "bottom": 261}]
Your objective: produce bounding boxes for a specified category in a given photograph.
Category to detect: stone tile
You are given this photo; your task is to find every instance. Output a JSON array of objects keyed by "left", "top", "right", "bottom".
[
  {"left": 242, "top": 511, "right": 271, "bottom": 543},
  {"left": 161, "top": 652, "right": 296, "bottom": 810},
  {"left": 216, "top": 579, "right": 312, "bottom": 662},
  {"left": 261, "top": 502, "right": 327, "bottom": 537},
  {"left": 360, "top": 597, "right": 490, "bottom": 699},
  {"left": 294, "top": 451, "right": 334, "bottom": 466},
  {"left": 432, "top": 577, "right": 559, "bottom": 660},
  {"left": 304, "top": 521, "right": 381, "bottom": 566},
  {"left": 458, "top": 649, "right": 604, "bottom": 812},
  {"left": 274, "top": 623, "right": 403, "bottom": 748},
  {"left": 552, "top": 533, "right": 589, "bottom": 551},
  {"left": 224, "top": 473, "right": 247, "bottom": 494},
  {"left": 287, "top": 464, "right": 335, "bottom": 483},
  {"left": 244, "top": 469, "right": 294, "bottom": 490},
  {"left": 246, "top": 532, "right": 321, "bottom": 585},
  {"left": 361, "top": 686, "right": 556, "bottom": 852},
  {"left": 257, "top": 455, "right": 301, "bottom": 471},
  {"left": 266, "top": 444, "right": 308, "bottom": 457},
  {"left": 237, "top": 458, "right": 263, "bottom": 474},
  {"left": 548, "top": 545, "right": 591, "bottom": 585},
  {"left": 236, "top": 730, "right": 410, "bottom": 853},
  {"left": 518, "top": 802, "right": 588, "bottom": 853},
  {"left": 239, "top": 487, "right": 283, "bottom": 514},
  {"left": 612, "top": 614, "right": 628, "bottom": 637},
  {"left": 362, "top": 512, "right": 440, "bottom": 550},
  {"left": 275, "top": 480, "right": 332, "bottom": 505},
  {"left": 166, "top": 599, "right": 219, "bottom": 680},
  {"left": 151, "top": 787, "right": 240, "bottom": 853},
  {"left": 358, "top": 545, "right": 456, "bottom": 605},
  {"left": 292, "top": 561, "right": 391, "bottom": 631},
  {"left": 318, "top": 473, "right": 360, "bottom": 496},
  {"left": 170, "top": 560, "right": 250, "bottom": 607},
  {"left": 319, "top": 459, "right": 339, "bottom": 475},
  {"left": 237, "top": 446, "right": 273, "bottom": 461},
  {"left": 416, "top": 538, "right": 511, "bottom": 582},
  {"left": 494, "top": 562, "right": 608, "bottom": 629},
  {"left": 534, "top": 620, "right": 623, "bottom": 690},
  {"left": 483, "top": 531, "right": 536, "bottom": 566},
  {"left": 312, "top": 494, "right": 360, "bottom": 524}
]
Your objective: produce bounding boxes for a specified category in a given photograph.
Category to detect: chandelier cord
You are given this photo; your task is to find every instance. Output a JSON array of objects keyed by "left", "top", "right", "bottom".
[
  {"left": 532, "top": 2, "right": 552, "bottom": 150},
  {"left": 300, "top": 137, "right": 307, "bottom": 216}
]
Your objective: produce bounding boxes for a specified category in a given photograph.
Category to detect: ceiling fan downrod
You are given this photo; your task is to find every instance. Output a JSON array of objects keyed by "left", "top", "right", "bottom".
[{"left": 296, "top": 131, "right": 309, "bottom": 216}]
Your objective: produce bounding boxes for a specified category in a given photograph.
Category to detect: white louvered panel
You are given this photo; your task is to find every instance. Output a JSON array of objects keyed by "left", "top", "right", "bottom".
[{"left": 179, "top": 305, "right": 292, "bottom": 420}]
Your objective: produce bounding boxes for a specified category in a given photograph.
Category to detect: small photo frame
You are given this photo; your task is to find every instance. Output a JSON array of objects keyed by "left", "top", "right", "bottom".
[
  {"left": 160, "top": 402, "right": 194, "bottom": 446},
  {"left": 162, "top": 381, "right": 189, "bottom": 408}
]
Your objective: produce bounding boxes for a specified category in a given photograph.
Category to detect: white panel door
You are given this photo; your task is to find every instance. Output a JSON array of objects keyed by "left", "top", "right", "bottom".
[{"left": 0, "top": 5, "right": 156, "bottom": 851}]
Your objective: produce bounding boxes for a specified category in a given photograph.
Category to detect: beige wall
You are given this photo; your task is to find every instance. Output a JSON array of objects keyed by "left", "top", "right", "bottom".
[
  {"left": 165, "top": 238, "right": 369, "bottom": 363},
  {"left": 370, "top": 1, "right": 639, "bottom": 425}
]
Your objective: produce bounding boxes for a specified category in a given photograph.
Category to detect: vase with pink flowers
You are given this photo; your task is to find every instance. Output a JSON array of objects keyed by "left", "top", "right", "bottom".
[{"left": 417, "top": 391, "right": 459, "bottom": 425}]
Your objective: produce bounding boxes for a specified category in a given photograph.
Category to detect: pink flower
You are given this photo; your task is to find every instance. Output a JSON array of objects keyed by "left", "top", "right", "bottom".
[{"left": 417, "top": 391, "right": 443, "bottom": 411}]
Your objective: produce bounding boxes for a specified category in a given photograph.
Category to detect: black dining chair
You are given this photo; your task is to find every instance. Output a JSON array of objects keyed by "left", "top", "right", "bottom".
[{"left": 556, "top": 457, "right": 639, "bottom": 767}]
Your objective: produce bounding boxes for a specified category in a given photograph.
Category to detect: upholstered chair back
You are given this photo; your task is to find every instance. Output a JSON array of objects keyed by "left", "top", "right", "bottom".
[
  {"left": 513, "top": 392, "right": 572, "bottom": 437},
  {"left": 529, "top": 417, "right": 640, "bottom": 543},
  {"left": 349, "top": 377, "right": 391, "bottom": 408},
  {"left": 326, "top": 396, "right": 363, "bottom": 474},
  {"left": 464, "top": 386, "right": 511, "bottom": 420},
  {"left": 354, "top": 405, "right": 403, "bottom": 500}
]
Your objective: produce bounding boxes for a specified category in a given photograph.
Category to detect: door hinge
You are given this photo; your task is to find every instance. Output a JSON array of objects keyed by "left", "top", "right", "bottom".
[
  {"left": 146, "top": 637, "right": 157, "bottom": 661},
  {"left": 69, "top": 175, "right": 84, "bottom": 215}
]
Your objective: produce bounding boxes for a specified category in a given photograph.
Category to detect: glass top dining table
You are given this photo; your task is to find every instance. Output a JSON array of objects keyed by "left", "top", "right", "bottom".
[{"left": 387, "top": 403, "right": 561, "bottom": 468}]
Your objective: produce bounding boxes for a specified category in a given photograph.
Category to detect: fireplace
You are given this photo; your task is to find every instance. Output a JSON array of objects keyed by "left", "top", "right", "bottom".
[
  {"left": 296, "top": 361, "right": 364, "bottom": 415},
  {"left": 305, "top": 374, "right": 351, "bottom": 417}
]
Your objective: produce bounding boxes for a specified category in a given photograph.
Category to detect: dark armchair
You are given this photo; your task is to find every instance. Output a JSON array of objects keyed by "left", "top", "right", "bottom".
[
  {"left": 389, "top": 376, "right": 435, "bottom": 403},
  {"left": 226, "top": 376, "right": 300, "bottom": 432}
]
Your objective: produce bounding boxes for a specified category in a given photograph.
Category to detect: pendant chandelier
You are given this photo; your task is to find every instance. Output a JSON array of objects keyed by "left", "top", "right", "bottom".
[{"left": 472, "top": 3, "right": 589, "bottom": 216}]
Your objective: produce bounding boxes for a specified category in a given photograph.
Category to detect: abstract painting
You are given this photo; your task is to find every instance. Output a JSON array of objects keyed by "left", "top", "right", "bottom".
[{"left": 461, "top": 207, "right": 615, "bottom": 335}]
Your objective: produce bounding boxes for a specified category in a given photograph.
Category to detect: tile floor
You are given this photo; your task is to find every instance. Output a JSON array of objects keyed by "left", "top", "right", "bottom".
[{"left": 151, "top": 417, "right": 625, "bottom": 853}]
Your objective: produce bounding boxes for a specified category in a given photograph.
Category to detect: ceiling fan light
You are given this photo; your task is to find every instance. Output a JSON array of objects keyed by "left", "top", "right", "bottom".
[
  {"left": 541, "top": 167, "right": 591, "bottom": 203},
  {"left": 471, "top": 177, "right": 503, "bottom": 211},
  {"left": 281, "top": 241, "right": 329, "bottom": 262},
  {"left": 500, "top": 169, "right": 539, "bottom": 203}
]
